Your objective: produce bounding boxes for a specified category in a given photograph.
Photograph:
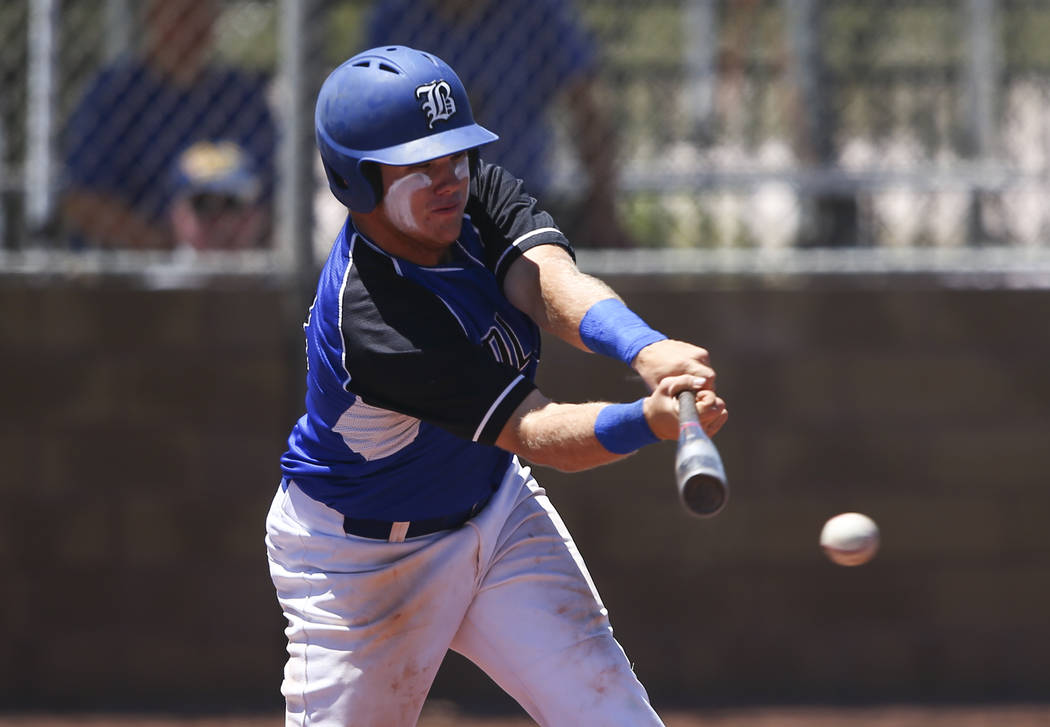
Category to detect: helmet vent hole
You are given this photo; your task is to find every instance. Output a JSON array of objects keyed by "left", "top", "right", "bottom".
[{"left": 377, "top": 63, "right": 398, "bottom": 74}]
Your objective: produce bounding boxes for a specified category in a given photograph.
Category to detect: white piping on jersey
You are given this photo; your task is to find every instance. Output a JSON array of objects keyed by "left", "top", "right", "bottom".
[
  {"left": 514, "top": 227, "right": 560, "bottom": 246},
  {"left": 420, "top": 264, "right": 465, "bottom": 272},
  {"left": 494, "top": 227, "right": 561, "bottom": 272},
  {"left": 349, "top": 231, "right": 471, "bottom": 337},
  {"left": 455, "top": 217, "right": 487, "bottom": 268},
  {"left": 473, "top": 373, "right": 525, "bottom": 442},
  {"left": 332, "top": 399, "right": 421, "bottom": 461},
  {"left": 454, "top": 239, "right": 486, "bottom": 269},
  {"left": 337, "top": 237, "right": 356, "bottom": 388},
  {"left": 352, "top": 231, "right": 407, "bottom": 275},
  {"left": 353, "top": 228, "right": 467, "bottom": 273},
  {"left": 434, "top": 294, "right": 469, "bottom": 336}
]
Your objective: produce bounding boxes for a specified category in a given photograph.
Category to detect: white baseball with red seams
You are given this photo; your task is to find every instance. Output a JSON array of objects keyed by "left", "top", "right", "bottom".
[{"left": 820, "top": 512, "right": 880, "bottom": 566}]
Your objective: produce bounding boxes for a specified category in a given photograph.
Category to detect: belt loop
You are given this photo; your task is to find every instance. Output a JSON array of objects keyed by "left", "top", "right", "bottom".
[{"left": 389, "top": 522, "right": 410, "bottom": 543}]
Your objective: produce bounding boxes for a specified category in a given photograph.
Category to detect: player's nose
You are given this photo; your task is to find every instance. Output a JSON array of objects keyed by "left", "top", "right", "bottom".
[{"left": 430, "top": 154, "right": 468, "bottom": 192}]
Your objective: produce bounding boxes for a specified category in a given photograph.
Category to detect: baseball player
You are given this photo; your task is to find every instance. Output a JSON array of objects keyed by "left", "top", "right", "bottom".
[{"left": 266, "top": 46, "right": 727, "bottom": 726}]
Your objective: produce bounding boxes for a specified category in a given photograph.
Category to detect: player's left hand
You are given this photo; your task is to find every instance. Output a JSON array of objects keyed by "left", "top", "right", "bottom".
[
  {"left": 632, "top": 339, "right": 715, "bottom": 392},
  {"left": 643, "top": 374, "right": 727, "bottom": 440}
]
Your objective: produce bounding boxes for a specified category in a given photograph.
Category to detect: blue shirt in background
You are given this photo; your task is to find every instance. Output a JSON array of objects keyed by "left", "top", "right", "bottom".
[{"left": 63, "top": 57, "right": 276, "bottom": 240}]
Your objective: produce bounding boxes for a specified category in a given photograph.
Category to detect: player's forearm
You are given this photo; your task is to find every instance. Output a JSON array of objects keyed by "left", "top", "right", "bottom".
[
  {"left": 507, "top": 245, "right": 713, "bottom": 389},
  {"left": 495, "top": 388, "right": 692, "bottom": 473},
  {"left": 497, "top": 398, "right": 634, "bottom": 472},
  {"left": 508, "top": 244, "right": 623, "bottom": 351}
]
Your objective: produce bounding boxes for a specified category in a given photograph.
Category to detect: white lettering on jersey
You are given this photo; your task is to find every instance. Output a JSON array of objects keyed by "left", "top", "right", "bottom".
[
  {"left": 481, "top": 313, "right": 531, "bottom": 372},
  {"left": 415, "top": 80, "right": 457, "bottom": 129}
]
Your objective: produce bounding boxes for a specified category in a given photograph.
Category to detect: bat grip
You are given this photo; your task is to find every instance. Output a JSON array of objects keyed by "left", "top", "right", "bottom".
[{"left": 677, "top": 390, "right": 701, "bottom": 427}]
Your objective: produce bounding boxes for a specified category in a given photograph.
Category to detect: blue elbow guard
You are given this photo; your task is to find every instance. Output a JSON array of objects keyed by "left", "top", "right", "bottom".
[
  {"left": 594, "top": 399, "right": 659, "bottom": 454},
  {"left": 579, "top": 298, "right": 667, "bottom": 365}
]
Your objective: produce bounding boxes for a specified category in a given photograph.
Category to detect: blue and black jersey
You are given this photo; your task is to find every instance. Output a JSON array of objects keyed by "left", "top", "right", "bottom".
[{"left": 280, "top": 162, "right": 573, "bottom": 520}]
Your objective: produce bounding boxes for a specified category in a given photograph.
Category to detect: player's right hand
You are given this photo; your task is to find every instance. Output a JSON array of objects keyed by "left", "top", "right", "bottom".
[
  {"left": 644, "top": 374, "right": 727, "bottom": 440},
  {"left": 632, "top": 339, "right": 716, "bottom": 392}
]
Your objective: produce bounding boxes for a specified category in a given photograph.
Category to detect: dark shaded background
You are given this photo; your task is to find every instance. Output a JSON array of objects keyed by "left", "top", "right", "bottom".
[{"left": 1, "top": 272, "right": 1048, "bottom": 715}]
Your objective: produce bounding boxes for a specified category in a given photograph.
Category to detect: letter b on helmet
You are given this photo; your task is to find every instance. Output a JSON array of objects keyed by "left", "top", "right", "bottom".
[{"left": 315, "top": 46, "right": 498, "bottom": 213}]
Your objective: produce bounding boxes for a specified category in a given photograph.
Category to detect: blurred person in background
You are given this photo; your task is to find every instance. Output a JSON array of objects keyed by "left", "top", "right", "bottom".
[
  {"left": 61, "top": 0, "right": 275, "bottom": 250},
  {"left": 367, "top": 0, "right": 636, "bottom": 248},
  {"left": 169, "top": 140, "right": 269, "bottom": 252}
]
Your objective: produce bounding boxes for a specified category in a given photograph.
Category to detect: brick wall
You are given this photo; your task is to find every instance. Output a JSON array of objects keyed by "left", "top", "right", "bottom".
[
  {"left": 0, "top": 282, "right": 297, "bottom": 710},
  {"left": 532, "top": 279, "right": 1050, "bottom": 707},
  {"left": 1, "top": 277, "right": 1047, "bottom": 711}
]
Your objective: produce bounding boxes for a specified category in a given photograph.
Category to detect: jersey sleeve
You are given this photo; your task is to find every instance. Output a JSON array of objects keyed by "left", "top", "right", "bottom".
[
  {"left": 340, "top": 256, "right": 535, "bottom": 445},
  {"left": 467, "top": 160, "right": 575, "bottom": 284}
]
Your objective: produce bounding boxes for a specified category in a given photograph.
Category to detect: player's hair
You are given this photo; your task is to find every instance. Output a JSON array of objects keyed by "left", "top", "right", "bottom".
[{"left": 315, "top": 46, "right": 498, "bottom": 213}]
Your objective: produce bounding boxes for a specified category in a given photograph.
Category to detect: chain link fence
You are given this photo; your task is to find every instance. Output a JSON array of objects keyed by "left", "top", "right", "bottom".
[{"left": 3, "top": 1, "right": 1050, "bottom": 277}]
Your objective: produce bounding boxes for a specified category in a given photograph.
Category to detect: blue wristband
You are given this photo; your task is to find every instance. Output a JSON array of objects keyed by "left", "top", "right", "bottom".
[
  {"left": 579, "top": 298, "right": 668, "bottom": 365},
  {"left": 594, "top": 398, "right": 660, "bottom": 454}
]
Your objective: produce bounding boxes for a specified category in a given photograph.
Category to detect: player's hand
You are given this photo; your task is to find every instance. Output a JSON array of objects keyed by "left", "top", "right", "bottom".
[
  {"left": 632, "top": 339, "right": 715, "bottom": 392},
  {"left": 644, "top": 374, "right": 727, "bottom": 440}
]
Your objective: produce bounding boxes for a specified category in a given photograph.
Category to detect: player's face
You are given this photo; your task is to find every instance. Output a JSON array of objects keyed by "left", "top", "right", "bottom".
[{"left": 374, "top": 152, "right": 470, "bottom": 263}]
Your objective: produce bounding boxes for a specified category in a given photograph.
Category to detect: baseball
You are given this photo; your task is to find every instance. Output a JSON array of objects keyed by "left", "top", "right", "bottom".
[{"left": 820, "top": 512, "right": 880, "bottom": 566}]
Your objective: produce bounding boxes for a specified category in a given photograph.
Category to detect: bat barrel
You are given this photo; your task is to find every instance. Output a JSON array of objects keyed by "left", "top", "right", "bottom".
[
  {"left": 680, "top": 470, "right": 728, "bottom": 517},
  {"left": 675, "top": 390, "right": 729, "bottom": 518}
]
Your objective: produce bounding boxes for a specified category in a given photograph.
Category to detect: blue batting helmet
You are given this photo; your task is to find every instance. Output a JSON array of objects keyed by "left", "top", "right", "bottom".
[{"left": 315, "top": 45, "right": 499, "bottom": 213}]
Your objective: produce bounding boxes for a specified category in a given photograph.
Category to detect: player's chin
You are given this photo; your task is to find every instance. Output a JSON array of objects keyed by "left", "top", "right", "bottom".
[{"left": 428, "top": 211, "right": 464, "bottom": 243}]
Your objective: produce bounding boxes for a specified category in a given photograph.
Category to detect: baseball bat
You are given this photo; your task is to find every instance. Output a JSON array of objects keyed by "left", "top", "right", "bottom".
[{"left": 675, "top": 390, "right": 729, "bottom": 518}]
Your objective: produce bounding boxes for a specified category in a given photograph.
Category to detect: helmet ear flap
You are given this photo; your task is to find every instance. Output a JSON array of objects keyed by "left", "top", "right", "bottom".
[
  {"left": 320, "top": 157, "right": 382, "bottom": 212},
  {"left": 360, "top": 161, "right": 383, "bottom": 208},
  {"left": 322, "top": 159, "right": 350, "bottom": 192}
]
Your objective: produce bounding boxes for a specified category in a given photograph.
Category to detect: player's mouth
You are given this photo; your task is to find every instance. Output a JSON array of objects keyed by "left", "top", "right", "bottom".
[{"left": 430, "top": 197, "right": 465, "bottom": 216}]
